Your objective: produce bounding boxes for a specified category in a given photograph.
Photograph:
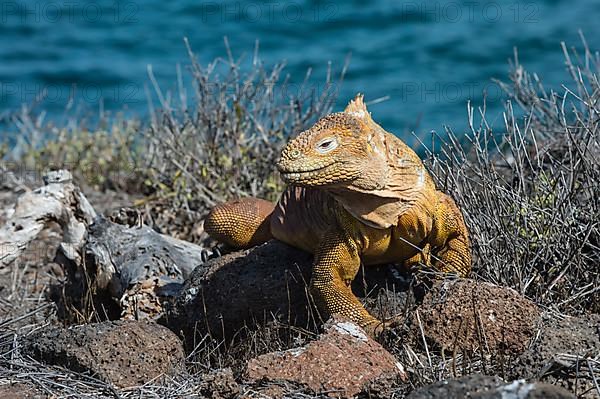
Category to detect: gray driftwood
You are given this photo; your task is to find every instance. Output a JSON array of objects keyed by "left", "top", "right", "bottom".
[
  {"left": 0, "top": 169, "right": 209, "bottom": 319},
  {"left": 82, "top": 217, "right": 209, "bottom": 319},
  {"left": 0, "top": 170, "right": 96, "bottom": 268}
]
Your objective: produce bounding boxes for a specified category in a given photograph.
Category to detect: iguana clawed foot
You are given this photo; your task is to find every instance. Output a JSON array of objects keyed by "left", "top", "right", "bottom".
[{"left": 361, "top": 316, "right": 403, "bottom": 337}]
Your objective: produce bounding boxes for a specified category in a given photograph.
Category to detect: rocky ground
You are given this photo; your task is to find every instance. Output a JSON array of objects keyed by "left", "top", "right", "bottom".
[{"left": 0, "top": 181, "right": 598, "bottom": 399}]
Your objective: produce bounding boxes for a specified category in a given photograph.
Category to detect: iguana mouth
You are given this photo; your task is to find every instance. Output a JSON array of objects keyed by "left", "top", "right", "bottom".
[
  {"left": 278, "top": 161, "right": 334, "bottom": 174},
  {"left": 279, "top": 162, "right": 337, "bottom": 183}
]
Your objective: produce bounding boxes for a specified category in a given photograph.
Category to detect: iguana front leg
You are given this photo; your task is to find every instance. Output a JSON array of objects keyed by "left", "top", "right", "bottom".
[
  {"left": 310, "top": 229, "right": 381, "bottom": 333},
  {"left": 429, "top": 194, "right": 471, "bottom": 276}
]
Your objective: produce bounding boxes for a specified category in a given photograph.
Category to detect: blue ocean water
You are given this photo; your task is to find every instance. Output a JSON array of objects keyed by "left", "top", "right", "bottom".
[{"left": 0, "top": 0, "right": 599, "bottom": 143}]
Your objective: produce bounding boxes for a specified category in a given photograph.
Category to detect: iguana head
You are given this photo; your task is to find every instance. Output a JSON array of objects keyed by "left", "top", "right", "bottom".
[{"left": 277, "top": 94, "right": 391, "bottom": 190}]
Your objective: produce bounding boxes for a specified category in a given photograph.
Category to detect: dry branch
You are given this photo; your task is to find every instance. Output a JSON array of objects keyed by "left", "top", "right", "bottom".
[
  {"left": 0, "top": 170, "right": 96, "bottom": 268},
  {"left": 80, "top": 216, "right": 209, "bottom": 319}
]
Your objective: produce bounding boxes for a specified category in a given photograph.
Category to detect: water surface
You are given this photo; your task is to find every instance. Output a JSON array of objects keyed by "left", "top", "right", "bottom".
[{"left": 1, "top": 0, "right": 598, "bottom": 143}]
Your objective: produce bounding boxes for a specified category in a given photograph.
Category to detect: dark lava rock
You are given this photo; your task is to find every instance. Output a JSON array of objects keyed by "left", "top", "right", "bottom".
[
  {"left": 168, "top": 240, "right": 314, "bottom": 342},
  {"left": 167, "top": 240, "right": 412, "bottom": 344},
  {"left": 20, "top": 320, "right": 185, "bottom": 388},
  {"left": 244, "top": 318, "right": 406, "bottom": 398},
  {"left": 406, "top": 374, "right": 575, "bottom": 399},
  {"left": 511, "top": 313, "right": 600, "bottom": 398},
  {"left": 406, "top": 375, "right": 503, "bottom": 398},
  {"left": 415, "top": 279, "right": 541, "bottom": 355}
]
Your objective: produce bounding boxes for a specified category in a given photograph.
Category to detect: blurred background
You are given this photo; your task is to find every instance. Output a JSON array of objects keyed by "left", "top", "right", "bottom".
[{"left": 1, "top": 0, "right": 599, "bottom": 142}]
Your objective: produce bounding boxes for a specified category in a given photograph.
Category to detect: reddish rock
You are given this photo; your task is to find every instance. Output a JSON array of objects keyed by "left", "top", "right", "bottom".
[
  {"left": 170, "top": 240, "right": 314, "bottom": 343},
  {"left": 20, "top": 320, "right": 185, "bottom": 388},
  {"left": 245, "top": 318, "right": 406, "bottom": 398},
  {"left": 415, "top": 279, "right": 541, "bottom": 355}
]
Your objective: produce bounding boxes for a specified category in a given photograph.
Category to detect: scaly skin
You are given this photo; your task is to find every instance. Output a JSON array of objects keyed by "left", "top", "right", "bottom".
[{"left": 205, "top": 94, "right": 471, "bottom": 335}]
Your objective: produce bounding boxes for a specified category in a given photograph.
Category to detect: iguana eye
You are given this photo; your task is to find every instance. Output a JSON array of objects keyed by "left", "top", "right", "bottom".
[{"left": 316, "top": 137, "right": 338, "bottom": 154}]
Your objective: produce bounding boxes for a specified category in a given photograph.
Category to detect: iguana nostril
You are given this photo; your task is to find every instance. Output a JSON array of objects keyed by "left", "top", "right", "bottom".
[{"left": 290, "top": 149, "right": 300, "bottom": 159}]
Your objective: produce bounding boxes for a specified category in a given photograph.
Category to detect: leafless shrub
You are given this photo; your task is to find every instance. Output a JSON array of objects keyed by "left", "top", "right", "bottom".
[
  {"left": 141, "top": 39, "right": 346, "bottom": 239},
  {"left": 427, "top": 35, "right": 600, "bottom": 315}
]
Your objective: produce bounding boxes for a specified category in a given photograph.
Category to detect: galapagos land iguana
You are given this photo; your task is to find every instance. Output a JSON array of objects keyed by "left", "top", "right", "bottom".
[{"left": 205, "top": 94, "right": 471, "bottom": 335}]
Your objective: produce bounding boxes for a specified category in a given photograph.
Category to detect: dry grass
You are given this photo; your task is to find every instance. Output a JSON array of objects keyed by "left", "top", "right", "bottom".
[{"left": 426, "top": 36, "right": 600, "bottom": 315}]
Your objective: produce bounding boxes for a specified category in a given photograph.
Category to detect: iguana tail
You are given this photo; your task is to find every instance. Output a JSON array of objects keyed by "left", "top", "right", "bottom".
[{"left": 204, "top": 197, "right": 275, "bottom": 249}]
